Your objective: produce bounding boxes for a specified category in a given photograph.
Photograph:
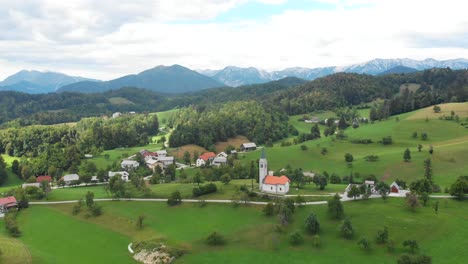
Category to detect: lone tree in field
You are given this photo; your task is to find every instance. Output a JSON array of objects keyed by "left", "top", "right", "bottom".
[
  {"left": 206, "top": 231, "right": 225, "bottom": 246},
  {"left": 167, "top": 191, "right": 182, "bottom": 206},
  {"left": 328, "top": 193, "right": 344, "bottom": 220},
  {"left": 403, "top": 148, "right": 411, "bottom": 162},
  {"left": 357, "top": 237, "right": 371, "bottom": 251},
  {"left": 423, "top": 158, "right": 433, "bottom": 182},
  {"left": 340, "top": 218, "right": 354, "bottom": 239},
  {"left": 304, "top": 213, "right": 320, "bottom": 235},
  {"left": 450, "top": 176, "right": 468, "bottom": 200},
  {"left": 403, "top": 240, "right": 419, "bottom": 254},
  {"left": 406, "top": 192, "right": 420, "bottom": 211},
  {"left": 344, "top": 153, "right": 354, "bottom": 163},
  {"left": 417, "top": 144, "right": 423, "bottom": 152},
  {"left": 375, "top": 226, "right": 389, "bottom": 244},
  {"left": 433, "top": 105, "right": 441, "bottom": 113}
]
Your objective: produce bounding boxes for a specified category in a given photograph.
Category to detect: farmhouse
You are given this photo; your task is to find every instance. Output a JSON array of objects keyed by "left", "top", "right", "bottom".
[
  {"left": 258, "top": 149, "right": 290, "bottom": 194},
  {"left": 212, "top": 156, "right": 227, "bottom": 167},
  {"left": 390, "top": 182, "right": 401, "bottom": 193},
  {"left": 196, "top": 152, "right": 216, "bottom": 167},
  {"left": 112, "top": 112, "right": 122, "bottom": 118},
  {"left": 304, "top": 117, "right": 320, "bottom": 123},
  {"left": 121, "top": 160, "right": 140, "bottom": 170},
  {"left": 217, "top": 152, "right": 228, "bottom": 158},
  {"left": 108, "top": 171, "right": 130, "bottom": 182},
  {"left": 0, "top": 196, "right": 18, "bottom": 216},
  {"left": 240, "top": 142, "right": 257, "bottom": 152},
  {"left": 22, "top": 183, "right": 41, "bottom": 189},
  {"left": 157, "top": 156, "right": 174, "bottom": 168},
  {"left": 156, "top": 150, "right": 168, "bottom": 157},
  {"left": 37, "top": 175, "right": 52, "bottom": 183},
  {"left": 62, "top": 174, "right": 80, "bottom": 185}
]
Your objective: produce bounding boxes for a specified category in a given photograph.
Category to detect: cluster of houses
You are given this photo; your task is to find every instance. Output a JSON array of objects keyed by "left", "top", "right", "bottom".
[
  {"left": 345, "top": 180, "right": 402, "bottom": 195},
  {"left": 196, "top": 152, "right": 228, "bottom": 167},
  {"left": 136, "top": 149, "right": 175, "bottom": 171},
  {"left": 21, "top": 175, "right": 53, "bottom": 189}
]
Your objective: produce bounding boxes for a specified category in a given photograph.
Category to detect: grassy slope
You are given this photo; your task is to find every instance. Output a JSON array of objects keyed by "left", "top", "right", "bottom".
[
  {"left": 242, "top": 104, "right": 468, "bottom": 189},
  {"left": 12, "top": 198, "right": 468, "bottom": 264}
]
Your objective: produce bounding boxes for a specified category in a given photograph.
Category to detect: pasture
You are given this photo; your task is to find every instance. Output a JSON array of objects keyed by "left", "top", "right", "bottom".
[{"left": 3, "top": 198, "right": 468, "bottom": 263}]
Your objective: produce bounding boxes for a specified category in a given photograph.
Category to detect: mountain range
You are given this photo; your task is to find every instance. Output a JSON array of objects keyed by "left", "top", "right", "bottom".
[
  {"left": 199, "top": 58, "right": 468, "bottom": 86},
  {"left": 1, "top": 58, "right": 467, "bottom": 94}
]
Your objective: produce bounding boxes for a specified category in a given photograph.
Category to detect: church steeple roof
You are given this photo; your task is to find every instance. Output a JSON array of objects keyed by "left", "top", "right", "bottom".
[{"left": 260, "top": 148, "right": 266, "bottom": 159}]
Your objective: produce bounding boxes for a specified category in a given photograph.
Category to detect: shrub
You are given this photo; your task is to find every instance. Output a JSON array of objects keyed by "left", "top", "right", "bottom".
[
  {"left": 340, "top": 218, "right": 354, "bottom": 239},
  {"left": 192, "top": 183, "right": 218, "bottom": 197},
  {"left": 330, "top": 174, "right": 341, "bottom": 184},
  {"left": 300, "top": 145, "right": 308, "bottom": 151},
  {"left": 72, "top": 204, "right": 81, "bottom": 215},
  {"left": 220, "top": 174, "right": 231, "bottom": 184},
  {"left": 375, "top": 227, "right": 388, "bottom": 244},
  {"left": 167, "top": 191, "right": 182, "bottom": 206},
  {"left": 263, "top": 203, "right": 276, "bottom": 216},
  {"left": 312, "top": 234, "right": 321, "bottom": 247},
  {"left": 397, "top": 254, "right": 432, "bottom": 264},
  {"left": 381, "top": 136, "right": 393, "bottom": 145},
  {"left": 289, "top": 230, "right": 304, "bottom": 246},
  {"left": 89, "top": 204, "right": 102, "bottom": 217},
  {"left": 206, "top": 232, "right": 225, "bottom": 246},
  {"left": 4, "top": 212, "right": 21, "bottom": 237},
  {"left": 364, "top": 155, "right": 379, "bottom": 162},
  {"left": 350, "top": 138, "right": 373, "bottom": 144},
  {"left": 304, "top": 213, "right": 320, "bottom": 235},
  {"left": 357, "top": 237, "right": 371, "bottom": 251}
]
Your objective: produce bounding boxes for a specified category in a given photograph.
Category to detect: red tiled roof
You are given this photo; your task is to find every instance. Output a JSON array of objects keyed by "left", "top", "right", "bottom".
[
  {"left": 0, "top": 196, "right": 17, "bottom": 207},
  {"left": 264, "top": 175, "right": 290, "bottom": 185},
  {"left": 199, "top": 152, "right": 216, "bottom": 161},
  {"left": 37, "top": 175, "right": 52, "bottom": 183}
]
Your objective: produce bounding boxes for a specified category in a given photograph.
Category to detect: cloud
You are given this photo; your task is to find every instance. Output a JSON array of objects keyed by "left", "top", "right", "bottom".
[{"left": 0, "top": 0, "right": 467, "bottom": 80}]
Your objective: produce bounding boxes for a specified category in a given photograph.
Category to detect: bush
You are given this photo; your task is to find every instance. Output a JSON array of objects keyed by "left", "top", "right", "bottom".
[
  {"left": 312, "top": 234, "right": 321, "bottom": 247},
  {"left": 364, "top": 155, "right": 379, "bottom": 162},
  {"left": 4, "top": 212, "right": 21, "bottom": 237},
  {"left": 167, "top": 191, "right": 182, "bottom": 206},
  {"left": 300, "top": 145, "right": 308, "bottom": 151},
  {"left": 206, "top": 232, "right": 225, "bottom": 246},
  {"left": 72, "top": 204, "right": 81, "bottom": 215},
  {"left": 89, "top": 204, "right": 102, "bottom": 217},
  {"left": 330, "top": 174, "right": 341, "bottom": 184},
  {"left": 263, "top": 202, "right": 275, "bottom": 216},
  {"left": 397, "top": 254, "right": 432, "bottom": 264},
  {"left": 340, "top": 218, "right": 354, "bottom": 239},
  {"left": 350, "top": 138, "right": 373, "bottom": 144},
  {"left": 289, "top": 230, "right": 304, "bottom": 246},
  {"left": 220, "top": 174, "right": 231, "bottom": 184},
  {"left": 304, "top": 213, "right": 320, "bottom": 235},
  {"left": 381, "top": 136, "right": 393, "bottom": 145},
  {"left": 192, "top": 183, "right": 218, "bottom": 197}
]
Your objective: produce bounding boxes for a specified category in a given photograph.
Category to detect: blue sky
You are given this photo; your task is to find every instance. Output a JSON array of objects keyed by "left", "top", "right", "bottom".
[{"left": 0, "top": 0, "right": 467, "bottom": 80}]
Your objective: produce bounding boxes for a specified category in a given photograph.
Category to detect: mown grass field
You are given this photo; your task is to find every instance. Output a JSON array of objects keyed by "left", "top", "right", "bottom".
[
  {"left": 240, "top": 103, "right": 468, "bottom": 189},
  {"left": 3, "top": 198, "right": 467, "bottom": 264}
]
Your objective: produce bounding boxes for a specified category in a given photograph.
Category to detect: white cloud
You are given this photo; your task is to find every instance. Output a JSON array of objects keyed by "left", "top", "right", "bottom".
[{"left": 0, "top": 0, "right": 467, "bottom": 80}]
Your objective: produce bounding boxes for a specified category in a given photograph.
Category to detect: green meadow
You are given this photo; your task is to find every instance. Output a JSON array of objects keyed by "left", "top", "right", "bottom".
[{"left": 2, "top": 198, "right": 467, "bottom": 263}]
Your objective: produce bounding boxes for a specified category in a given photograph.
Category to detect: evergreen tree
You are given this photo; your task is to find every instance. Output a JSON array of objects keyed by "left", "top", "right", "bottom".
[{"left": 403, "top": 148, "right": 411, "bottom": 162}]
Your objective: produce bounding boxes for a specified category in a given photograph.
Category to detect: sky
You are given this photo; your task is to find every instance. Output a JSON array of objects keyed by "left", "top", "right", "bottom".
[{"left": 0, "top": 0, "right": 467, "bottom": 80}]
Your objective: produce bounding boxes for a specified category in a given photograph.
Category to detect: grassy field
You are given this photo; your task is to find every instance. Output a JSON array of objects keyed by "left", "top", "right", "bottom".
[
  {"left": 240, "top": 103, "right": 468, "bottom": 189},
  {"left": 5, "top": 198, "right": 468, "bottom": 264},
  {"left": 407, "top": 102, "right": 468, "bottom": 120}
]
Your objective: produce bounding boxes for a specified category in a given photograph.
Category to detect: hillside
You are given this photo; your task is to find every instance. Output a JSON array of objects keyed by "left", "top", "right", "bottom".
[
  {"left": 378, "top": 65, "right": 418, "bottom": 75},
  {"left": 58, "top": 65, "right": 224, "bottom": 94},
  {"left": 0, "top": 70, "right": 96, "bottom": 94}
]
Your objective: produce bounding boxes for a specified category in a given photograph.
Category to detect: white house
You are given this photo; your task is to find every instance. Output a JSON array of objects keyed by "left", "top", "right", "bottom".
[
  {"left": 62, "top": 174, "right": 80, "bottom": 185},
  {"left": 112, "top": 112, "right": 122, "bottom": 118},
  {"left": 196, "top": 152, "right": 216, "bottom": 167},
  {"left": 258, "top": 149, "right": 290, "bottom": 194},
  {"left": 108, "top": 171, "right": 130, "bottom": 182},
  {"left": 156, "top": 150, "right": 167, "bottom": 157},
  {"left": 217, "top": 152, "right": 228, "bottom": 158},
  {"left": 121, "top": 160, "right": 140, "bottom": 170},
  {"left": 157, "top": 156, "right": 174, "bottom": 168},
  {"left": 22, "top": 183, "right": 41, "bottom": 189},
  {"left": 212, "top": 157, "right": 227, "bottom": 167}
]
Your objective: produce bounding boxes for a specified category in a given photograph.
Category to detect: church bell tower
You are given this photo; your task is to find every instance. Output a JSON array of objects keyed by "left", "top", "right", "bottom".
[{"left": 259, "top": 148, "right": 268, "bottom": 190}]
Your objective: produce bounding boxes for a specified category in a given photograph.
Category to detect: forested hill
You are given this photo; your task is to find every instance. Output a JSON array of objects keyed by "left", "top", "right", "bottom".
[
  {"left": 0, "top": 69, "right": 467, "bottom": 127},
  {"left": 0, "top": 77, "right": 305, "bottom": 126},
  {"left": 270, "top": 68, "right": 468, "bottom": 115},
  {"left": 0, "top": 88, "right": 167, "bottom": 126}
]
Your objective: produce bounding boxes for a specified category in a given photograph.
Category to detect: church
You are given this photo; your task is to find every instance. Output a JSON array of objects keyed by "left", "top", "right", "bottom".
[{"left": 259, "top": 148, "right": 290, "bottom": 194}]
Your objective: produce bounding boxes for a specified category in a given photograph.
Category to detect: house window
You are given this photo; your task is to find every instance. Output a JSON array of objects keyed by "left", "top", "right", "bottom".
[
  {"left": 260, "top": 164, "right": 263, "bottom": 168},
  {"left": 279, "top": 187, "right": 282, "bottom": 191},
  {"left": 271, "top": 187, "right": 273, "bottom": 190}
]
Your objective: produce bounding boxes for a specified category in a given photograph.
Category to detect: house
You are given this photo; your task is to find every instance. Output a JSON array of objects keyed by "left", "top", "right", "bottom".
[
  {"left": 146, "top": 159, "right": 161, "bottom": 171},
  {"left": 36, "top": 175, "right": 52, "bottom": 184},
  {"left": 258, "top": 149, "right": 290, "bottom": 194},
  {"left": 22, "top": 183, "right": 41, "bottom": 189},
  {"left": 212, "top": 157, "right": 227, "bottom": 167},
  {"left": 62, "top": 174, "right": 80, "bottom": 185},
  {"left": 157, "top": 156, "right": 174, "bottom": 168},
  {"left": 156, "top": 150, "right": 167, "bottom": 157},
  {"left": 0, "top": 196, "right": 18, "bottom": 215},
  {"left": 84, "top": 154, "right": 93, "bottom": 158},
  {"left": 108, "top": 171, "right": 130, "bottom": 181},
  {"left": 217, "top": 152, "right": 228, "bottom": 158},
  {"left": 121, "top": 160, "right": 140, "bottom": 170},
  {"left": 240, "top": 143, "right": 257, "bottom": 152},
  {"left": 112, "top": 112, "right": 122, "bottom": 118},
  {"left": 91, "top": 176, "right": 99, "bottom": 183},
  {"left": 390, "top": 182, "right": 401, "bottom": 193},
  {"left": 196, "top": 152, "right": 216, "bottom": 167},
  {"left": 304, "top": 117, "right": 320, "bottom": 123}
]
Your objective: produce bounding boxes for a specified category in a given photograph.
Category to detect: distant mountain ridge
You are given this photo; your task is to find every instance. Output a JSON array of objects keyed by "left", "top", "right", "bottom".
[
  {"left": 0, "top": 70, "right": 97, "bottom": 93},
  {"left": 198, "top": 58, "right": 468, "bottom": 86},
  {"left": 58, "top": 65, "right": 224, "bottom": 94}
]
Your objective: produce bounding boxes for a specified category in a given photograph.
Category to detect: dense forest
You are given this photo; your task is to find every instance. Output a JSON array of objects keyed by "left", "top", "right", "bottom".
[
  {"left": 0, "top": 114, "right": 158, "bottom": 177},
  {"left": 169, "top": 101, "right": 289, "bottom": 149},
  {"left": 0, "top": 69, "right": 466, "bottom": 128}
]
